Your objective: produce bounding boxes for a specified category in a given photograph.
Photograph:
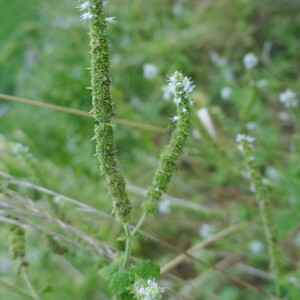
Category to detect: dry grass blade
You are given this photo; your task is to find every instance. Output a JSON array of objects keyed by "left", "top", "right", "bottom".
[
  {"left": 161, "top": 222, "right": 246, "bottom": 274},
  {"left": 0, "top": 93, "right": 166, "bottom": 133},
  {"left": 173, "top": 254, "right": 242, "bottom": 299}
]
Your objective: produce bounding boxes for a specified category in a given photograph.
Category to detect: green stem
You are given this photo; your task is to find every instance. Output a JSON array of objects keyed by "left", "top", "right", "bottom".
[
  {"left": 131, "top": 212, "right": 147, "bottom": 236},
  {"left": 21, "top": 264, "right": 40, "bottom": 300},
  {"left": 122, "top": 224, "right": 131, "bottom": 269}
]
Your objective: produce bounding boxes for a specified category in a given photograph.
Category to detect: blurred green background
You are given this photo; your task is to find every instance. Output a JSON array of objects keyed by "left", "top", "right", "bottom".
[{"left": 0, "top": 0, "right": 300, "bottom": 299}]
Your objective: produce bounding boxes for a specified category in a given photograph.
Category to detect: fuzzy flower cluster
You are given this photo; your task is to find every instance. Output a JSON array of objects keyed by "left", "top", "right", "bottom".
[
  {"left": 78, "top": 1, "right": 116, "bottom": 23},
  {"left": 167, "top": 71, "right": 195, "bottom": 122},
  {"left": 236, "top": 133, "right": 255, "bottom": 152},
  {"left": 134, "top": 279, "right": 165, "bottom": 300},
  {"left": 279, "top": 89, "right": 298, "bottom": 108}
]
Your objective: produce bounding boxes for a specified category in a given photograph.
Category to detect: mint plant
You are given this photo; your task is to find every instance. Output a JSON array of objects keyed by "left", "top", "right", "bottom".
[{"left": 81, "top": 0, "right": 194, "bottom": 298}]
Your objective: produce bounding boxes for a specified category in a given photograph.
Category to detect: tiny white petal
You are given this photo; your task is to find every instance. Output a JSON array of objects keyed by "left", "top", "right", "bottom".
[
  {"left": 171, "top": 115, "right": 180, "bottom": 122},
  {"left": 80, "top": 12, "right": 93, "bottom": 22},
  {"left": 77, "top": 1, "right": 90, "bottom": 11},
  {"left": 105, "top": 17, "right": 117, "bottom": 24}
]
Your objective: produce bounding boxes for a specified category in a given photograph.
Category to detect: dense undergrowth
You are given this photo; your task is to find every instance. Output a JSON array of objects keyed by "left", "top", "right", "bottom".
[{"left": 0, "top": 0, "right": 300, "bottom": 299}]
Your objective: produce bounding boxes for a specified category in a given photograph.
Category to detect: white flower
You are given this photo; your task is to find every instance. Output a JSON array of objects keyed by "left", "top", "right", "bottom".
[
  {"left": 11, "top": 143, "right": 29, "bottom": 155},
  {"left": 243, "top": 53, "right": 259, "bottom": 70},
  {"left": 77, "top": 1, "right": 90, "bottom": 11},
  {"left": 173, "top": 97, "right": 182, "bottom": 106},
  {"left": 278, "top": 111, "right": 289, "bottom": 121},
  {"left": 210, "top": 52, "right": 228, "bottom": 67},
  {"left": 256, "top": 79, "right": 268, "bottom": 90},
  {"left": 236, "top": 134, "right": 255, "bottom": 152},
  {"left": 199, "top": 224, "right": 214, "bottom": 239},
  {"left": 181, "top": 107, "right": 187, "bottom": 114},
  {"left": 249, "top": 240, "right": 264, "bottom": 255},
  {"left": 158, "top": 199, "right": 171, "bottom": 215},
  {"left": 134, "top": 279, "right": 164, "bottom": 300},
  {"left": 220, "top": 86, "right": 232, "bottom": 100},
  {"left": 171, "top": 115, "right": 180, "bottom": 122},
  {"left": 162, "top": 86, "right": 171, "bottom": 101},
  {"left": 105, "top": 16, "right": 117, "bottom": 24},
  {"left": 279, "top": 89, "right": 298, "bottom": 108},
  {"left": 80, "top": 12, "right": 93, "bottom": 22},
  {"left": 245, "top": 122, "right": 256, "bottom": 130},
  {"left": 143, "top": 63, "right": 158, "bottom": 79},
  {"left": 167, "top": 71, "right": 195, "bottom": 98}
]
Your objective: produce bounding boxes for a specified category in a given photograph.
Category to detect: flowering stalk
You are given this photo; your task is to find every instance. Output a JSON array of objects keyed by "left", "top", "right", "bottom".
[
  {"left": 84, "top": 0, "right": 131, "bottom": 223},
  {"left": 146, "top": 71, "right": 193, "bottom": 204},
  {"left": 236, "top": 134, "right": 282, "bottom": 296}
]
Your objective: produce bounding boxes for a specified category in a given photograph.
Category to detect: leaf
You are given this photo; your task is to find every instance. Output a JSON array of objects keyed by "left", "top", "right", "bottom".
[
  {"left": 109, "top": 270, "right": 132, "bottom": 295},
  {"left": 38, "top": 285, "right": 54, "bottom": 295},
  {"left": 98, "top": 265, "right": 118, "bottom": 281},
  {"left": 130, "top": 260, "right": 160, "bottom": 280}
]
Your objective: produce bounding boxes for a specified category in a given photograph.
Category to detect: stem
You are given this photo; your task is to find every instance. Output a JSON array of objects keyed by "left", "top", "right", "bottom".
[
  {"left": 21, "top": 264, "right": 40, "bottom": 300},
  {"left": 131, "top": 212, "right": 147, "bottom": 236},
  {"left": 122, "top": 224, "right": 131, "bottom": 269}
]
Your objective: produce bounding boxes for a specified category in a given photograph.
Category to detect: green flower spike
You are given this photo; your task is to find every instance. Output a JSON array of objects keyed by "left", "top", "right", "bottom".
[
  {"left": 236, "top": 134, "right": 282, "bottom": 296},
  {"left": 84, "top": 0, "right": 131, "bottom": 223},
  {"left": 146, "top": 71, "right": 194, "bottom": 210}
]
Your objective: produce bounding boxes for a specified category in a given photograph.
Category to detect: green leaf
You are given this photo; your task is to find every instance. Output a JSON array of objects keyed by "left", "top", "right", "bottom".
[
  {"left": 109, "top": 270, "right": 132, "bottom": 295},
  {"left": 98, "top": 265, "right": 118, "bottom": 281},
  {"left": 38, "top": 285, "right": 54, "bottom": 295},
  {"left": 130, "top": 260, "right": 160, "bottom": 280},
  {"left": 117, "top": 234, "right": 127, "bottom": 241}
]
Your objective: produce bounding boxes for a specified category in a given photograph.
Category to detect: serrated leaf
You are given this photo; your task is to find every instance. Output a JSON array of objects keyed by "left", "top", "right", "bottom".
[
  {"left": 98, "top": 265, "right": 118, "bottom": 280},
  {"left": 38, "top": 285, "right": 54, "bottom": 295},
  {"left": 109, "top": 270, "right": 132, "bottom": 295},
  {"left": 130, "top": 260, "right": 160, "bottom": 280}
]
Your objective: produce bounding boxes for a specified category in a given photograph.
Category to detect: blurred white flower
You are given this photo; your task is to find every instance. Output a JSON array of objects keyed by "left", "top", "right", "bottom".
[
  {"left": 245, "top": 122, "right": 256, "bottom": 130},
  {"left": 199, "top": 224, "right": 214, "bottom": 239},
  {"left": 278, "top": 111, "right": 289, "bottom": 121},
  {"left": 162, "top": 85, "right": 172, "bottom": 101},
  {"left": 77, "top": 1, "right": 90, "bottom": 11},
  {"left": 80, "top": 12, "right": 93, "bottom": 23},
  {"left": 294, "top": 231, "right": 300, "bottom": 246},
  {"left": 243, "top": 53, "right": 259, "bottom": 70},
  {"left": 210, "top": 52, "right": 228, "bottom": 67},
  {"left": 256, "top": 79, "right": 268, "bottom": 90},
  {"left": 143, "top": 63, "right": 158, "bottom": 79},
  {"left": 236, "top": 134, "right": 255, "bottom": 152},
  {"left": 279, "top": 89, "right": 298, "bottom": 108},
  {"left": 171, "top": 115, "right": 180, "bottom": 122},
  {"left": 197, "top": 108, "right": 217, "bottom": 139},
  {"left": 249, "top": 240, "right": 264, "bottom": 255},
  {"left": 105, "top": 17, "right": 117, "bottom": 24},
  {"left": 158, "top": 199, "right": 171, "bottom": 215},
  {"left": 265, "top": 167, "right": 280, "bottom": 180},
  {"left": 220, "top": 86, "right": 232, "bottom": 100}
]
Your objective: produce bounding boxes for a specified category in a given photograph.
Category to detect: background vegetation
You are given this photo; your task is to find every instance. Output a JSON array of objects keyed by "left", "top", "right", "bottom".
[{"left": 0, "top": 0, "right": 300, "bottom": 299}]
